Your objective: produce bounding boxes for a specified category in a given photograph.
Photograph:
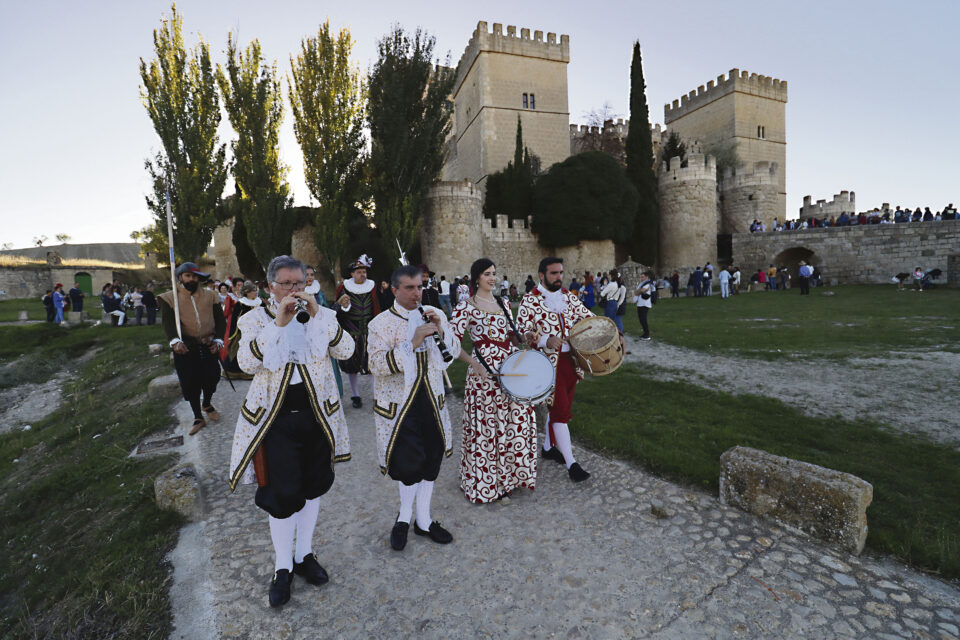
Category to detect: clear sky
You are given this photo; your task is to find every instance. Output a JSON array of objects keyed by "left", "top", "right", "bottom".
[{"left": 1, "top": 0, "right": 957, "bottom": 249}]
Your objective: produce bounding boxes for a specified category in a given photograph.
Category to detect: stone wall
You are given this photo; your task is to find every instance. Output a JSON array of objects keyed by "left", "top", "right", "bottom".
[
  {"left": 0, "top": 267, "right": 117, "bottom": 299},
  {"left": 799, "top": 191, "right": 856, "bottom": 221},
  {"left": 658, "top": 153, "right": 718, "bottom": 274},
  {"left": 949, "top": 255, "right": 960, "bottom": 289},
  {"left": 213, "top": 221, "right": 241, "bottom": 282},
  {"left": 733, "top": 220, "right": 960, "bottom": 285},
  {"left": 422, "top": 181, "right": 484, "bottom": 279},
  {"left": 719, "top": 161, "right": 780, "bottom": 233}
]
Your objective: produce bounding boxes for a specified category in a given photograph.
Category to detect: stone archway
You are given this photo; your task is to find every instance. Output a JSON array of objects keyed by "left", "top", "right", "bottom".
[{"left": 773, "top": 247, "right": 816, "bottom": 284}]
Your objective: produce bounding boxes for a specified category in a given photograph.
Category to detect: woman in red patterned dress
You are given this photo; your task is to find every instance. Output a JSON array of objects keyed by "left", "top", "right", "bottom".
[{"left": 451, "top": 258, "right": 537, "bottom": 503}]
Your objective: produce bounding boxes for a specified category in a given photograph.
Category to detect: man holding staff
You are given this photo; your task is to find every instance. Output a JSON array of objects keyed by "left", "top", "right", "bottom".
[
  {"left": 228, "top": 255, "right": 354, "bottom": 608},
  {"left": 517, "top": 257, "right": 595, "bottom": 482}
]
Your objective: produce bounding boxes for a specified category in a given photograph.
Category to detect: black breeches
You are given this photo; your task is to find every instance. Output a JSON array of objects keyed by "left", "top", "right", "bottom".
[
  {"left": 173, "top": 345, "right": 220, "bottom": 416},
  {"left": 388, "top": 386, "right": 444, "bottom": 486},
  {"left": 255, "top": 384, "right": 335, "bottom": 519}
]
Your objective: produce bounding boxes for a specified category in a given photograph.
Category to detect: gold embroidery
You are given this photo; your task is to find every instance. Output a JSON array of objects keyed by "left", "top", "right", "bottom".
[
  {"left": 240, "top": 401, "right": 265, "bottom": 425},
  {"left": 373, "top": 401, "right": 397, "bottom": 420},
  {"left": 230, "top": 363, "right": 294, "bottom": 491},
  {"left": 386, "top": 348, "right": 400, "bottom": 374},
  {"left": 436, "top": 394, "right": 445, "bottom": 410},
  {"left": 323, "top": 398, "right": 341, "bottom": 416},
  {"left": 249, "top": 338, "right": 264, "bottom": 361},
  {"left": 385, "top": 351, "right": 428, "bottom": 470},
  {"left": 329, "top": 324, "right": 344, "bottom": 347}
]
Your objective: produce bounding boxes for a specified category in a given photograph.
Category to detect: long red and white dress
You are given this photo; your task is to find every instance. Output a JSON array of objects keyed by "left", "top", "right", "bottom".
[{"left": 451, "top": 300, "right": 537, "bottom": 503}]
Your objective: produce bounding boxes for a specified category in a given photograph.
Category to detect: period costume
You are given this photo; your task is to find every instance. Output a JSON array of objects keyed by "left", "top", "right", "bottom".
[
  {"left": 336, "top": 255, "right": 379, "bottom": 407},
  {"left": 221, "top": 293, "right": 261, "bottom": 379},
  {"left": 159, "top": 264, "right": 226, "bottom": 434},
  {"left": 451, "top": 299, "right": 537, "bottom": 502},
  {"left": 367, "top": 300, "right": 460, "bottom": 548},
  {"left": 517, "top": 283, "right": 594, "bottom": 481},
  {"left": 228, "top": 295, "right": 354, "bottom": 607}
]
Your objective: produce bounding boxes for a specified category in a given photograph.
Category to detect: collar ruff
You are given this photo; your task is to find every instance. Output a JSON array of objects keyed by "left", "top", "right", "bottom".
[
  {"left": 304, "top": 281, "right": 321, "bottom": 295},
  {"left": 343, "top": 278, "right": 375, "bottom": 295},
  {"left": 239, "top": 296, "right": 262, "bottom": 308}
]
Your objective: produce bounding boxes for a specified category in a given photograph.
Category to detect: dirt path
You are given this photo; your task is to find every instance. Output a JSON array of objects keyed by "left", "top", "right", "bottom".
[{"left": 624, "top": 336, "right": 960, "bottom": 447}]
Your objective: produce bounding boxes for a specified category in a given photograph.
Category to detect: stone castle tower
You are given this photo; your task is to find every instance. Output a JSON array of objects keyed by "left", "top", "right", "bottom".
[
  {"left": 442, "top": 21, "right": 571, "bottom": 186},
  {"left": 658, "top": 153, "right": 718, "bottom": 273},
  {"left": 664, "top": 68, "right": 788, "bottom": 230}
]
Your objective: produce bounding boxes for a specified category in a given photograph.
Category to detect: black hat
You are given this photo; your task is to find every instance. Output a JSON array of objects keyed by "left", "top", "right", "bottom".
[{"left": 175, "top": 262, "right": 210, "bottom": 278}]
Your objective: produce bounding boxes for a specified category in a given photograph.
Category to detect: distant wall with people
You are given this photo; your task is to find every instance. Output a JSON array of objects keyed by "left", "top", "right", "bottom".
[
  {"left": 733, "top": 219, "right": 960, "bottom": 285},
  {"left": 0, "top": 267, "right": 118, "bottom": 300}
]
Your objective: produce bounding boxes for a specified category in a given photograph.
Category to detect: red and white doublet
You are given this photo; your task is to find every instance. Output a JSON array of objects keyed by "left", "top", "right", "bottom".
[
  {"left": 516, "top": 286, "right": 594, "bottom": 424},
  {"left": 450, "top": 301, "right": 537, "bottom": 503}
]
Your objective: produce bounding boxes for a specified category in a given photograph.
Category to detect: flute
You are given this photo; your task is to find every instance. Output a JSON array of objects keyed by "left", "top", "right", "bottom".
[{"left": 418, "top": 304, "right": 453, "bottom": 362}]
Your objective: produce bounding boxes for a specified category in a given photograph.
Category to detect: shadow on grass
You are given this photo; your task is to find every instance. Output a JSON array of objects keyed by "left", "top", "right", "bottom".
[{"left": 574, "top": 363, "right": 960, "bottom": 581}]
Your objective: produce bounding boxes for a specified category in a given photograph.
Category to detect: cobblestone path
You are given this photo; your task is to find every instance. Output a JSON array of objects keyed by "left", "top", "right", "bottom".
[{"left": 171, "top": 376, "right": 959, "bottom": 639}]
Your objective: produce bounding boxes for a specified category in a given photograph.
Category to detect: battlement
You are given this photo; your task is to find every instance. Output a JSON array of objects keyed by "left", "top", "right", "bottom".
[
  {"left": 664, "top": 68, "right": 788, "bottom": 123},
  {"left": 454, "top": 21, "right": 570, "bottom": 95},
  {"left": 720, "top": 161, "right": 779, "bottom": 189},
  {"left": 658, "top": 152, "right": 716, "bottom": 182},
  {"left": 427, "top": 179, "right": 482, "bottom": 199},
  {"left": 799, "top": 190, "right": 856, "bottom": 219},
  {"left": 568, "top": 120, "right": 662, "bottom": 138}
]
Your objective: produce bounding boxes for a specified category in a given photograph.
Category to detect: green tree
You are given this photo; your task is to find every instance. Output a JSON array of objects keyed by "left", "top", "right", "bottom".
[
  {"left": 139, "top": 4, "right": 227, "bottom": 262},
  {"left": 289, "top": 20, "right": 366, "bottom": 276},
  {"left": 130, "top": 224, "right": 168, "bottom": 259},
  {"left": 625, "top": 42, "right": 659, "bottom": 265},
  {"left": 368, "top": 26, "right": 455, "bottom": 261},
  {"left": 531, "top": 151, "right": 638, "bottom": 248},
  {"left": 483, "top": 116, "right": 537, "bottom": 221},
  {"left": 217, "top": 34, "right": 293, "bottom": 269},
  {"left": 660, "top": 130, "right": 687, "bottom": 168}
]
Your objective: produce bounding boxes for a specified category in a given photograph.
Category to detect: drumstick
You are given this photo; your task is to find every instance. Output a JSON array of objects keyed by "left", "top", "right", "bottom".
[
  {"left": 514, "top": 349, "right": 527, "bottom": 367},
  {"left": 494, "top": 373, "right": 528, "bottom": 377}
]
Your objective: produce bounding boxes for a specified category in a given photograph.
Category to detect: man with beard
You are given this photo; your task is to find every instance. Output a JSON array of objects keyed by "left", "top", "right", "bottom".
[
  {"left": 517, "top": 257, "right": 595, "bottom": 482},
  {"left": 336, "top": 255, "right": 379, "bottom": 408},
  {"left": 159, "top": 263, "right": 226, "bottom": 435}
]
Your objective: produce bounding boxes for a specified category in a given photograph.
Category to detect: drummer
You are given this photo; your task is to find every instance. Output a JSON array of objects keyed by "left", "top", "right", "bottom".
[
  {"left": 517, "top": 257, "right": 595, "bottom": 482},
  {"left": 450, "top": 258, "right": 539, "bottom": 503}
]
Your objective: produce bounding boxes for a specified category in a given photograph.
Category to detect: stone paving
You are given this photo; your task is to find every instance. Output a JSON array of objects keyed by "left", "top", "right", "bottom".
[{"left": 170, "top": 375, "right": 959, "bottom": 639}]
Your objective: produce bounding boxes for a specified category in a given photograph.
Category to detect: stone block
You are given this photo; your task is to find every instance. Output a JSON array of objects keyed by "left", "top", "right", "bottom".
[
  {"left": 17, "top": 310, "right": 29, "bottom": 321},
  {"left": 154, "top": 463, "right": 203, "bottom": 521},
  {"left": 719, "top": 446, "right": 872, "bottom": 555},
  {"left": 66, "top": 311, "right": 84, "bottom": 326},
  {"left": 148, "top": 343, "right": 163, "bottom": 356},
  {"left": 148, "top": 373, "right": 180, "bottom": 399}
]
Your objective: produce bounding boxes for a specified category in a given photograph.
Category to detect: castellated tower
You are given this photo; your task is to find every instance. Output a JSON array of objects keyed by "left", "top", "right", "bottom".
[
  {"left": 421, "top": 181, "right": 484, "bottom": 279},
  {"left": 658, "top": 153, "right": 719, "bottom": 273},
  {"left": 719, "top": 161, "right": 780, "bottom": 233},
  {"left": 665, "top": 69, "right": 787, "bottom": 224},
  {"left": 442, "top": 21, "right": 571, "bottom": 186}
]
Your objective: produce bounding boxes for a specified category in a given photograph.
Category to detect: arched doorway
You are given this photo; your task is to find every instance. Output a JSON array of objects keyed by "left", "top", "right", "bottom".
[
  {"left": 773, "top": 247, "right": 816, "bottom": 285},
  {"left": 75, "top": 272, "right": 92, "bottom": 296}
]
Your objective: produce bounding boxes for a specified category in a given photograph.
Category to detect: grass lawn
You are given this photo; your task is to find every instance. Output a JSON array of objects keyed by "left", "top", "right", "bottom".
[
  {"left": 612, "top": 284, "right": 960, "bottom": 360},
  {"left": 0, "top": 298, "right": 39, "bottom": 322},
  {"left": 0, "top": 323, "right": 182, "bottom": 639}
]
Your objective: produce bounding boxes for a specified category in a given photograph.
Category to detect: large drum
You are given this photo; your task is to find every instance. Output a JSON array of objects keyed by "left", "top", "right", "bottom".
[
  {"left": 497, "top": 349, "right": 555, "bottom": 406},
  {"left": 568, "top": 316, "right": 623, "bottom": 376}
]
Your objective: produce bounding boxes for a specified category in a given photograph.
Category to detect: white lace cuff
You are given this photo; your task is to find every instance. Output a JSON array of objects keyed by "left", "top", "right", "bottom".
[{"left": 258, "top": 322, "right": 289, "bottom": 372}]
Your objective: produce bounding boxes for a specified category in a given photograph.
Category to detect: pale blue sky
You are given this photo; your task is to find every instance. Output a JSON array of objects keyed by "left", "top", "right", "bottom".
[{"left": 1, "top": 0, "right": 957, "bottom": 249}]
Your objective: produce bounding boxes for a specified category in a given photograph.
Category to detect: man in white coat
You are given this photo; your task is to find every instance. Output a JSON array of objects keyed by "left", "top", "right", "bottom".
[
  {"left": 228, "top": 255, "right": 354, "bottom": 608},
  {"left": 367, "top": 264, "right": 461, "bottom": 551}
]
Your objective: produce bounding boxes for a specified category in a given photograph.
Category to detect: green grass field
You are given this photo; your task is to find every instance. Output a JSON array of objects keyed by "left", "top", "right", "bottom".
[{"left": 0, "top": 323, "right": 181, "bottom": 639}]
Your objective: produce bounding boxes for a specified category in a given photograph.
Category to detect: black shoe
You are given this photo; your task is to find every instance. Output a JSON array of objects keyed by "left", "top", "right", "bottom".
[
  {"left": 292, "top": 553, "right": 329, "bottom": 586},
  {"left": 269, "top": 569, "right": 292, "bottom": 608},
  {"left": 542, "top": 446, "right": 565, "bottom": 465},
  {"left": 414, "top": 521, "right": 453, "bottom": 544},
  {"left": 391, "top": 519, "right": 410, "bottom": 550},
  {"left": 568, "top": 462, "right": 591, "bottom": 483},
  {"left": 351, "top": 396, "right": 362, "bottom": 409}
]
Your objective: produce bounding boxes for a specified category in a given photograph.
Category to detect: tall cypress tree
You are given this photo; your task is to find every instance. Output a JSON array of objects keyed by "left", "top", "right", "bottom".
[{"left": 624, "top": 41, "right": 659, "bottom": 266}]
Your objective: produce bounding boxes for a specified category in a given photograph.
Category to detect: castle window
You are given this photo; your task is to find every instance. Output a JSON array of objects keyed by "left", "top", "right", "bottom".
[
  {"left": 529, "top": 93, "right": 535, "bottom": 109},
  {"left": 522, "top": 93, "right": 528, "bottom": 109},
  {"left": 757, "top": 125, "right": 766, "bottom": 139}
]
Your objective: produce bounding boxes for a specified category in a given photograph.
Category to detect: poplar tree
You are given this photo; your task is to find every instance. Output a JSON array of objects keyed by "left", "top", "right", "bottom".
[
  {"left": 140, "top": 4, "right": 227, "bottom": 262},
  {"left": 367, "top": 26, "right": 455, "bottom": 261},
  {"left": 217, "top": 35, "right": 293, "bottom": 268},
  {"left": 289, "top": 20, "right": 366, "bottom": 275},
  {"left": 624, "top": 41, "right": 659, "bottom": 265}
]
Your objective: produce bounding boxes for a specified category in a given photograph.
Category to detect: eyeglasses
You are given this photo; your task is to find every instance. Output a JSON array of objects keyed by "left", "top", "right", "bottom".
[{"left": 273, "top": 281, "right": 306, "bottom": 289}]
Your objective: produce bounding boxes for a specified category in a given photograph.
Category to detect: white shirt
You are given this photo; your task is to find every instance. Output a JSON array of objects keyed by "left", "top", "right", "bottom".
[
  {"left": 635, "top": 280, "right": 653, "bottom": 308},
  {"left": 261, "top": 307, "right": 334, "bottom": 385},
  {"left": 600, "top": 281, "right": 619, "bottom": 301},
  {"left": 440, "top": 280, "right": 450, "bottom": 296},
  {"left": 536, "top": 284, "right": 571, "bottom": 353}
]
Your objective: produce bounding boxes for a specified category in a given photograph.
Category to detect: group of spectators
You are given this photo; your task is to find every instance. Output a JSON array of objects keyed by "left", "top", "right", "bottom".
[
  {"left": 40, "top": 283, "right": 83, "bottom": 323},
  {"left": 750, "top": 202, "right": 957, "bottom": 232},
  {"left": 99, "top": 280, "right": 158, "bottom": 326}
]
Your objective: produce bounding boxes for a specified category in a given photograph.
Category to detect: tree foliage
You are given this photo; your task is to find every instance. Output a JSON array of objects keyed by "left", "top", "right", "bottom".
[
  {"left": 531, "top": 151, "right": 638, "bottom": 248},
  {"left": 575, "top": 102, "right": 626, "bottom": 165},
  {"left": 368, "top": 26, "right": 455, "bottom": 261},
  {"left": 483, "top": 116, "right": 537, "bottom": 221},
  {"left": 289, "top": 20, "right": 366, "bottom": 276},
  {"left": 130, "top": 224, "right": 169, "bottom": 259},
  {"left": 625, "top": 42, "right": 659, "bottom": 265},
  {"left": 660, "top": 130, "right": 688, "bottom": 168},
  {"left": 217, "top": 34, "right": 293, "bottom": 269},
  {"left": 139, "top": 4, "right": 228, "bottom": 262}
]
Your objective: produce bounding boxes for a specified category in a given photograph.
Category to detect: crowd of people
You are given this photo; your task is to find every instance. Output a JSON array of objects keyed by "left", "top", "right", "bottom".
[{"left": 750, "top": 202, "right": 957, "bottom": 232}]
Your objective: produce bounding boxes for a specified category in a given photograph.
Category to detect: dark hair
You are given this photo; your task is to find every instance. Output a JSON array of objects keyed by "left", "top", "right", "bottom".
[
  {"left": 538, "top": 257, "right": 563, "bottom": 275},
  {"left": 470, "top": 258, "right": 495, "bottom": 294},
  {"left": 391, "top": 265, "right": 422, "bottom": 288}
]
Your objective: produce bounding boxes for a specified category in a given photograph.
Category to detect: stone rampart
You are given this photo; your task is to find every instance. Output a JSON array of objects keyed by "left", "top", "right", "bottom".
[
  {"left": 719, "top": 161, "right": 780, "bottom": 234},
  {"left": 733, "top": 220, "right": 960, "bottom": 285},
  {"left": 658, "top": 153, "right": 718, "bottom": 274},
  {"left": 0, "top": 267, "right": 117, "bottom": 300},
  {"left": 422, "top": 181, "right": 484, "bottom": 279},
  {"left": 664, "top": 68, "right": 788, "bottom": 124},
  {"left": 799, "top": 191, "right": 856, "bottom": 221}
]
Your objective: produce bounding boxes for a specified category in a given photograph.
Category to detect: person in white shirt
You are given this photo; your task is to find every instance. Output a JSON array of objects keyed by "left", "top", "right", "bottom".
[
  {"left": 718, "top": 266, "right": 732, "bottom": 299},
  {"left": 635, "top": 271, "right": 654, "bottom": 340},
  {"left": 438, "top": 275, "right": 452, "bottom": 318},
  {"left": 500, "top": 276, "right": 510, "bottom": 299},
  {"left": 600, "top": 271, "right": 622, "bottom": 333}
]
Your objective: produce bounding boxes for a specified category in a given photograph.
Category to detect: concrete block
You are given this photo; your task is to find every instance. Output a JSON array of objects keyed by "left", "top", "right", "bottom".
[
  {"left": 719, "top": 446, "right": 872, "bottom": 555},
  {"left": 155, "top": 463, "right": 203, "bottom": 521},
  {"left": 17, "top": 310, "right": 29, "bottom": 321},
  {"left": 148, "top": 373, "right": 180, "bottom": 399},
  {"left": 66, "top": 311, "right": 84, "bottom": 326}
]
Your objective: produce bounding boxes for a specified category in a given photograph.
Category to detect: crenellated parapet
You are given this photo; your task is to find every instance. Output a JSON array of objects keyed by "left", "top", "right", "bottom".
[
  {"left": 799, "top": 191, "right": 856, "bottom": 220},
  {"left": 664, "top": 68, "right": 788, "bottom": 124},
  {"left": 454, "top": 20, "right": 569, "bottom": 95},
  {"left": 659, "top": 152, "right": 717, "bottom": 180},
  {"left": 720, "top": 161, "right": 779, "bottom": 190}
]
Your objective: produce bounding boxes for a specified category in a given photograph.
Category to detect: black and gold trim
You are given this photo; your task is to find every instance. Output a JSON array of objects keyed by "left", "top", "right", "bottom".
[
  {"left": 263, "top": 304, "right": 276, "bottom": 319},
  {"left": 240, "top": 401, "right": 265, "bottom": 425},
  {"left": 334, "top": 453, "right": 352, "bottom": 463},
  {"left": 230, "top": 363, "right": 295, "bottom": 491},
  {"left": 323, "top": 398, "right": 341, "bottom": 416},
  {"left": 386, "top": 348, "right": 401, "bottom": 374},
  {"left": 249, "top": 338, "right": 264, "bottom": 361},
  {"left": 388, "top": 306, "right": 406, "bottom": 319},
  {"left": 384, "top": 351, "right": 449, "bottom": 472},
  {"left": 329, "top": 324, "right": 344, "bottom": 347},
  {"left": 436, "top": 394, "right": 445, "bottom": 410},
  {"left": 373, "top": 401, "right": 397, "bottom": 420}
]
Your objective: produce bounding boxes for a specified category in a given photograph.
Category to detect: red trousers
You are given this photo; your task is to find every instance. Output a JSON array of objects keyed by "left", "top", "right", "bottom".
[{"left": 549, "top": 352, "right": 578, "bottom": 425}]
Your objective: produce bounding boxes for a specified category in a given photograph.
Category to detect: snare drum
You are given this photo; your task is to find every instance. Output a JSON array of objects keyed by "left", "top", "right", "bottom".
[
  {"left": 568, "top": 316, "right": 623, "bottom": 376},
  {"left": 497, "top": 349, "right": 555, "bottom": 406}
]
